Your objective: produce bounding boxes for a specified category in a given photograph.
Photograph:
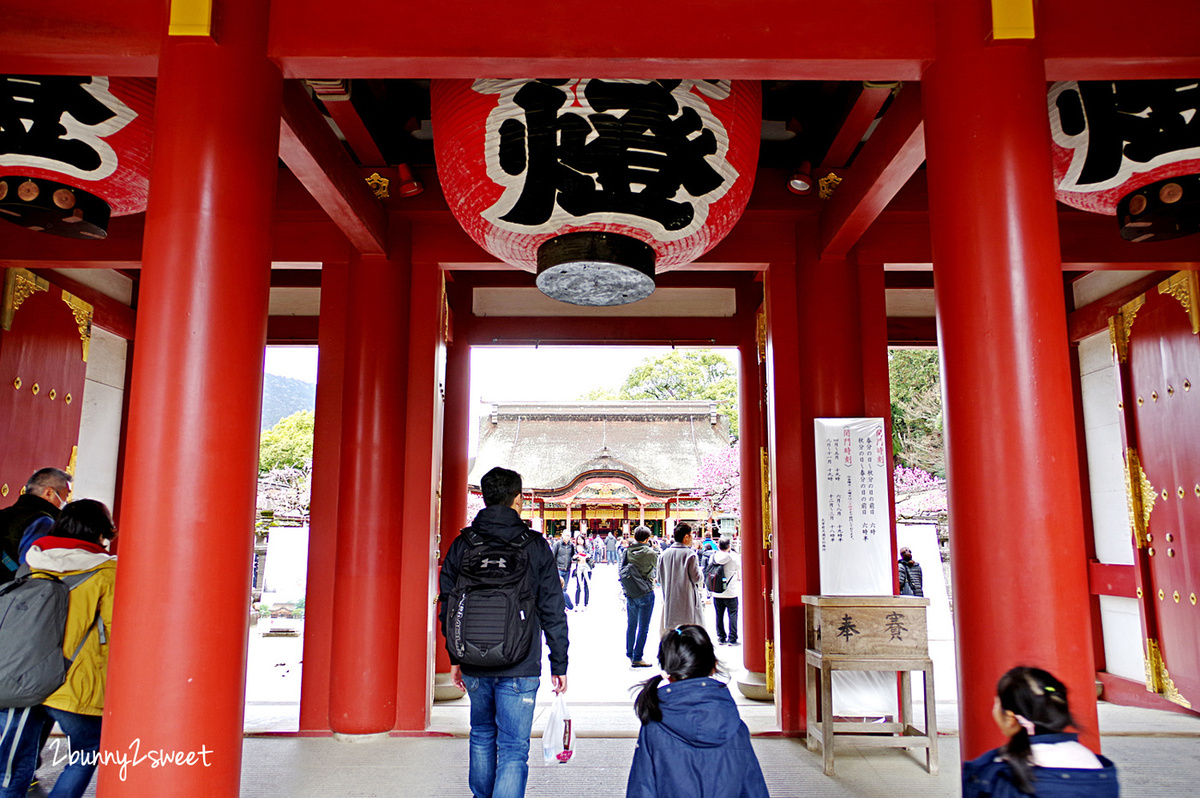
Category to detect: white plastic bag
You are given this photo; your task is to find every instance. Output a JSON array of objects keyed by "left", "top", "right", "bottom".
[{"left": 542, "top": 693, "right": 576, "bottom": 764}]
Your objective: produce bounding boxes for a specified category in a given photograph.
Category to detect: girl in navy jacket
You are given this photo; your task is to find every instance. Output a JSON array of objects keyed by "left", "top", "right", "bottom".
[
  {"left": 626, "top": 625, "right": 769, "bottom": 798},
  {"left": 963, "top": 666, "right": 1119, "bottom": 797}
]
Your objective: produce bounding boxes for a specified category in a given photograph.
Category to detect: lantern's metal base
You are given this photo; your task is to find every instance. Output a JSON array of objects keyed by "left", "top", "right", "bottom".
[
  {"left": 536, "top": 232, "right": 656, "bottom": 306},
  {"left": 1118, "top": 175, "right": 1199, "bottom": 242},
  {"left": 0, "top": 176, "right": 110, "bottom": 239}
]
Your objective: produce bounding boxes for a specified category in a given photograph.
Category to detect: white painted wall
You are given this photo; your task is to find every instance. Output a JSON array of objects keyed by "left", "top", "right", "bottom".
[
  {"left": 1078, "top": 330, "right": 1143, "bottom": 681},
  {"left": 73, "top": 327, "right": 127, "bottom": 510}
]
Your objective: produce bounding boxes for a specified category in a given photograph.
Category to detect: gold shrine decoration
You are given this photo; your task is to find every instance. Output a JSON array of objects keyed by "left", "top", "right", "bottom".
[
  {"left": 1124, "top": 447, "right": 1156, "bottom": 549},
  {"left": 1157, "top": 270, "right": 1200, "bottom": 335},
  {"left": 755, "top": 306, "right": 767, "bottom": 363},
  {"left": 1108, "top": 293, "right": 1144, "bottom": 364},
  {"left": 61, "top": 291, "right": 93, "bottom": 362},
  {"left": 761, "top": 447, "right": 773, "bottom": 552},
  {"left": 765, "top": 640, "right": 776, "bottom": 695},
  {"left": 366, "top": 172, "right": 391, "bottom": 199},
  {"left": 1146, "top": 639, "right": 1192, "bottom": 708},
  {"left": 2, "top": 267, "right": 50, "bottom": 331},
  {"left": 818, "top": 172, "right": 842, "bottom": 200},
  {"left": 66, "top": 446, "right": 78, "bottom": 479}
]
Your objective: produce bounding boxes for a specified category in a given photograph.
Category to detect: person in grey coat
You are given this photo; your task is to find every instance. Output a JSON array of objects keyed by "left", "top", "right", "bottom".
[
  {"left": 657, "top": 522, "right": 704, "bottom": 634},
  {"left": 898, "top": 547, "right": 924, "bottom": 597}
]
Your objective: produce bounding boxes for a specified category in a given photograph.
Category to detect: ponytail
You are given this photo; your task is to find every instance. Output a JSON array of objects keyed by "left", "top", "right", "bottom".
[{"left": 634, "top": 675, "right": 665, "bottom": 724}]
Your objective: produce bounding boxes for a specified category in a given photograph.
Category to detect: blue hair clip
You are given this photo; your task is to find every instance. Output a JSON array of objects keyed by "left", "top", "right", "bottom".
[{"left": 674, "top": 628, "right": 683, "bottom": 636}]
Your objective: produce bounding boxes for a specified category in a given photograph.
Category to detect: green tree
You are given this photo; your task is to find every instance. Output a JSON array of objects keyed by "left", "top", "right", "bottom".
[
  {"left": 611, "top": 350, "right": 739, "bottom": 436},
  {"left": 258, "top": 410, "right": 315, "bottom": 473},
  {"left": 888, "top": 349, "right": 944, "bottom": 477}
]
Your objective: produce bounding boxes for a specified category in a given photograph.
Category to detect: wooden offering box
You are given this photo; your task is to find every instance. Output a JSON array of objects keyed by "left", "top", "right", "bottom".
[
  {"left": 804, "top": 595, "right": 930, "bottom": 658},
  {"left": 802, "top": 595, "right": 937, "bottom": 776}
]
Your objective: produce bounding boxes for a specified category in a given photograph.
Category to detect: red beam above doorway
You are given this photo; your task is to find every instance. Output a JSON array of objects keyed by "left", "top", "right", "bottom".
[
  {"left": 279, "top": 80, "right": 388, "bottom": 255},
  {"left": 819, "top": 84, "right": 925, "bottom": 260}
]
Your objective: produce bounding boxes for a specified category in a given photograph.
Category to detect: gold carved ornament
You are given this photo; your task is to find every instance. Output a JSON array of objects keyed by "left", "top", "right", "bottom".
[
  {"left": 1146, "top": 639, "right": 1192, "bottom": 708},
  {"left": 1157, "top": 270, "right": 1200, "bottom": 335},
  {"left": 765, "top": 640, "right": 776, "bottom": 695},
  {"left": 1, "top": 267, "right": 50, "bottom": 331},
  {"left": 1124, "top": 448, "right": 1156, "bottom": 549},
  {"left": 1108, "top": 294, "right": 1144, "bottom": 364},
  {"left": 61, "top": 291, "right": 93, "bottom": 362},
  {"left": 66, "top": 446, "right": 78, "bottom": 479},
  {"left": 365, "top": 172, "right": 390, "bottom": 199},
  {"left": 818, "top": 172, "right": 842, "bottom": 200},
  {"left": 755, "top": 306, "right": 767, "bottom": 363},
  {"left": 761, "top": 447, "right": 773, "bottom": 553}
]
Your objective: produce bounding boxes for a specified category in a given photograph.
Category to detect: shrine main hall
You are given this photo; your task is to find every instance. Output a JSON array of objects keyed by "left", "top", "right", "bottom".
[{"left": 1, "top": 1, "right": 1199, "bottom": 795}]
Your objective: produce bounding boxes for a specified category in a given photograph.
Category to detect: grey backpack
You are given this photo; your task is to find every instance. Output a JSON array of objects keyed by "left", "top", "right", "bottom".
[{"left": 0, "top": 568, "right": 102, "bottom": 707}]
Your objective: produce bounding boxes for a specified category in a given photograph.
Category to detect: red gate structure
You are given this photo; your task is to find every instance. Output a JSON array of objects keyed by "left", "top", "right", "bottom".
[{"left": 1, "top": 1, "right": 1199, "bottom": 795}]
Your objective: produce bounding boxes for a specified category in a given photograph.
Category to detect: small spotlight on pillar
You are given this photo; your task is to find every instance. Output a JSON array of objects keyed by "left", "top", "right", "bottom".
[
  {"left": 396, "top": 163, "right": 424, "bottom": 197},
  {"left": 787, "top": 161, "right": 813, "bottom": 195}
]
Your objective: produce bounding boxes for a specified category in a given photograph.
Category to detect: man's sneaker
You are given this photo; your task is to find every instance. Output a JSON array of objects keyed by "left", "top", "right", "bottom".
[
  {"left": 631, "top": 660, "right": 653, "bottom": 668},
  {"left": 729, "top": 640, "right": 740, "bottom": 646}
]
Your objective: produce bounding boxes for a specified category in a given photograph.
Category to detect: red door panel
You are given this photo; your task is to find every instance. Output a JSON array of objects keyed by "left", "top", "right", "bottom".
[
  {"left": 1125, "top": 272, "right": 1200, "bottom": 709},
  {"left": 0, "top": 268, "right": 89, "bottom": 499}
]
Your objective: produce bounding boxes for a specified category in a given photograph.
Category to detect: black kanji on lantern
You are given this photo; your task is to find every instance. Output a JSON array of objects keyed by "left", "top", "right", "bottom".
[
  {"left": 495, "top": 79, "right": 727, "bottom": 231},
  {"left": 0, "top": 76, "right": 118, "bottom": 173},
  {"left": 1056, "top": 80, "right": 1200, "bottom": 186}
]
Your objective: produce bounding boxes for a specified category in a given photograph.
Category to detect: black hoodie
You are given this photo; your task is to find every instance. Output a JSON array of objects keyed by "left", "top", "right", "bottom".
[{"left": 438, "top": 504, "right": 569, "bottom": 677}]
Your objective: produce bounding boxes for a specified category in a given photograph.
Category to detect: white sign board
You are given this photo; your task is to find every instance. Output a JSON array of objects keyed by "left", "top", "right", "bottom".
[{"left": 815, "top": 417, "right": 896, "bottom": 716}]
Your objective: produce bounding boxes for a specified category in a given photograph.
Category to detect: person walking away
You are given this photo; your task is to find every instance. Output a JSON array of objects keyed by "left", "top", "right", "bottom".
[
  {"left": 1, "top": 468, "right": 71, "bottom": 585},
  {"left": 621, "top": 526, "right": 659, "bottom": 667},
  {"left": 0, "top": 499, "right": 116, "bottom": 798},
  {"left": 963, "top": 666, "right": 1118, "bottom": 798},
  {"left": 710, "top": 537, "right": 741, "bottom": 646},
  {"left": 657, "top": 523, "right": 704, "bottom": 634},
  {"left": 605, "top": 531, "right": 619, "bottom": 566},
  {"left": 626, "top": 625, "right": 768, "bottom": 798},
  {"left": 439, "top": 467, "right": 568, "bottom": 798},
  {"left": 898, "top": 547, "right": 924, "bottom": 597}
]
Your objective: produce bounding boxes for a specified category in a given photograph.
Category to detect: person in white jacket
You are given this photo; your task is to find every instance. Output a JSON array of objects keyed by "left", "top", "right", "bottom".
[{"left": 710, "top": 537, "right": 740, "bottom": 645}]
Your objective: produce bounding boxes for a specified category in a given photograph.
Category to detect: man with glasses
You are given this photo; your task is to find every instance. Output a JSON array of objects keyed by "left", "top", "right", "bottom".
[{"left": 1, "top": 467, "right": 71, "bottom": 584}]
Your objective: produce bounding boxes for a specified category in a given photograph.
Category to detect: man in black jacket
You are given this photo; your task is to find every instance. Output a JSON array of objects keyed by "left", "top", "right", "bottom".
[
  {"left": 439, "top": 466, "right": 568, "bottom": 798},
  {"left": 898, "top": 547, "right": 924, "bottom": 597},
  {"left": 1, "top": 467, "right": 71, "bottom": 583}
]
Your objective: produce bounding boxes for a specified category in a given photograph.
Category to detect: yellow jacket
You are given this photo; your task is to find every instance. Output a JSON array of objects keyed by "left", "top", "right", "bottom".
[{"left": 26, "top": 537, "right": 117, "bottom": 716}]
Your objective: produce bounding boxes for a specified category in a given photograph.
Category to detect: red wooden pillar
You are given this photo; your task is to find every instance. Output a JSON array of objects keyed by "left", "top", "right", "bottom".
[
  {"left": 436, "top": 326, "right": 472, "bottom": 680},
  {"left": 737, "top": 328, "right": 767, "bottom": 683},
  {"left": 328, "top": 248, "right": 409, "bottom": 735},
  {"left": 763, "top": 257, "right": 809, "bottom": 733},
  {"left": 299, "top": 262, "right": 349, "bottom": 731},
  {"left": 394, "top": 254, "right": 446, "bottom": 730},
  {"left": 97, "top": 4, "right": 281, "bottom": 794},
  {"left": 924, "top": 0, "right": 1098, "bottom": 758}
]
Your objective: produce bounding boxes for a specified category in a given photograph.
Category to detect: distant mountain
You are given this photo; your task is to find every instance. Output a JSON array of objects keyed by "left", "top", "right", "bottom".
[{"left": 261, "top": 373, "right": 317, "bottom": 432}]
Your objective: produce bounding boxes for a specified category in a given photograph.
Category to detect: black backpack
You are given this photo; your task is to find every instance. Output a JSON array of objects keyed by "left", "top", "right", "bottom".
[
  {"left": 703, "top": 559, "right": 728, "bottom": 594},
  {"left": 445, "top": 528, "right": 539, "bottom": 668},
  {"left": 618, "top": 550, "right": 654, "bottom": 599},
  {"left": 0, "top": 568, "right": 101, "bottom": 707}
]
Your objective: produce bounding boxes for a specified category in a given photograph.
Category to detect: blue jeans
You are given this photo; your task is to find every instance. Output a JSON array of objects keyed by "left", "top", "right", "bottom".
[
  {"left": 626, "top": 592, "right": 655, "bottom": 662},
  {"left": 463, "top": 675, "right": 540, "bottom": 798},
  {"left": 42, "top": 708, "right": 102, "bottom": 798},
  {"left": 0, "top": 706, "right": 45, "bottom": 797}
]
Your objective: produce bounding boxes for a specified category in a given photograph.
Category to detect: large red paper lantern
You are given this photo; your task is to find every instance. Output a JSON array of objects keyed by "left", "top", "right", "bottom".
[
  {"left": 433, "top": 79, "right": 760, "bottom": 304},
  {"left": 1050, "top": 80, "right": 1200, "bottom": 241},
  {"left": 0, "top": 75, "right": 154, "bottom": 239}
]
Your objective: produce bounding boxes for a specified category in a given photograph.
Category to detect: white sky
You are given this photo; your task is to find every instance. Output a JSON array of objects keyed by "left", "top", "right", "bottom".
[{"left": 264, "top": 345, "right": 737, "bottom": 455}]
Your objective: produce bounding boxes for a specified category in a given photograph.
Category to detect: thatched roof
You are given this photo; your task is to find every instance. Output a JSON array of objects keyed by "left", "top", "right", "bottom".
[{"left": 468, "top": 401, "right": 732, "bottom": 496}]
